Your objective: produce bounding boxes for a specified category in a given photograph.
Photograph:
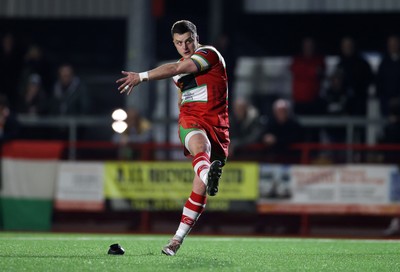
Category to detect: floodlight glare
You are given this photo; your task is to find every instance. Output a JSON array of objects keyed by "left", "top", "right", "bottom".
[
  {"left": 112, "top": 109, "right": 127, "bottom": 121},
  {"left": 112, "top": 121, "right": 128, "bottom": 134}
]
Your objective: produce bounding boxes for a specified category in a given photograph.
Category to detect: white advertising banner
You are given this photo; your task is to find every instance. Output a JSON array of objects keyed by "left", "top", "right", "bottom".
[
  {"left": 55, "top": 162, "right": 104, "bottom": 211},
  {"left": 1, "top": 158, "right": 58, "bottom": 199},
  {"left": 291, "top": 165, "right": 394, "bottom": 204},
  {"left": 258, "top": 164, "right": 400, "bottom": 215}
]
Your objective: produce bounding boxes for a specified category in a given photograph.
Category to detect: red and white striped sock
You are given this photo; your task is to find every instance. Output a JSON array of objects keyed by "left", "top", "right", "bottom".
[
  {"left": 174, "top": 191, "right": 207, "bottom": 242},
  {"left": 192, "top": 152, "right": 211, "bottom": 185}
]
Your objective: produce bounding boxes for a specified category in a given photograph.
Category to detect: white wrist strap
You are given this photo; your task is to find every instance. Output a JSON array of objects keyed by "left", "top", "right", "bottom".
[{"left": 139, "top": 72, "right": 149, "bottom": 82}]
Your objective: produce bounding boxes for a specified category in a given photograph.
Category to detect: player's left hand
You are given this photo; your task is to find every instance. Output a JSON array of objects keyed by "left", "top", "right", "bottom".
[{"left": 116, "top": 71, "right": 141, "bottom": 95}]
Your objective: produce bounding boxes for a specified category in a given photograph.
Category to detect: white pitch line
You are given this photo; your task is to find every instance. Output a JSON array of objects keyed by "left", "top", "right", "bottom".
[{"left": 0, "top": 236, "right": 399, "bottom": 244}]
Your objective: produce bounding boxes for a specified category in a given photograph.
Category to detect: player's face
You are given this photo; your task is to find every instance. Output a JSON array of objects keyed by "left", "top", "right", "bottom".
[{"left": 173, "top": 32, "right": 198, "bottom": 59}]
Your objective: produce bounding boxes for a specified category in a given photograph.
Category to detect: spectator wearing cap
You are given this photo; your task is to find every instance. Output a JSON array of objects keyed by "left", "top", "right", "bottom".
[{"left": 18, "top": 73, "right": 48, "bottom": 116}]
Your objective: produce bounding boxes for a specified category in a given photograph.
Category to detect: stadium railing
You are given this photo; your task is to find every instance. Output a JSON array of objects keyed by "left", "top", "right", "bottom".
[{"left": 16, "top": 114, "right": 388, "bottom": 161}]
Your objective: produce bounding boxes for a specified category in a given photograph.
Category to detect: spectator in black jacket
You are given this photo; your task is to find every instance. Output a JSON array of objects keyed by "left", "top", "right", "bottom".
[
  {"left": 229, "top": 98, "right": 264, "bottom": 157},
  {"left": 48, "top": 64, "right": 91, "bottom": 140},
  {"left": 49, "top": 64, "right": 90, "bottom": 116},
  {"left": 322, "top": 70, "right": 348, "bottom": 143},
  {"left": 376, "top": 35, "right": 400, "bottom": 116},
  {"left": 379, "top": 98, "right": 400, "bottom": 145},
  {"left": 336, "top": 37, "right": 373, "bottom": 116},
  {"left": 262, "top": 99, "right": 303, "bottom": 162}
]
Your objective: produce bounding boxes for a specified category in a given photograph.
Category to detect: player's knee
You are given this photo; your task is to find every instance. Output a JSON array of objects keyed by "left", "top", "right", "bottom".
[{"left": 192, "top": 141, "right": 211, "bottom": 155}]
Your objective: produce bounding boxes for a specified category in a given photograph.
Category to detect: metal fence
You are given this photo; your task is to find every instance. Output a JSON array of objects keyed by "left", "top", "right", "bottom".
[{"left": 17, "top": 114, "right": 387, "bottom": 161}]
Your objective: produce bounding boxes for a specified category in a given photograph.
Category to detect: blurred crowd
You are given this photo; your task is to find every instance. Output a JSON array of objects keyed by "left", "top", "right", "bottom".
[
  {"left": 0, "top": 33, "right": 91, "bottom": 117},
  {"left": 1, "top": 32, "right": 400, "bottom": 158},
  {"left": 0, "top": 33, "right": 93, "bottom": 141},
  {"left": 229, "top": 34, "right": 400, "bottom": 162}
]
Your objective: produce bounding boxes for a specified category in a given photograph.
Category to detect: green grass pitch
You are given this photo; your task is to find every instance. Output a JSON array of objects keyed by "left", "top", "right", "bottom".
[{"left": 0, "top": 232, "right": 399, "bottom": 271}]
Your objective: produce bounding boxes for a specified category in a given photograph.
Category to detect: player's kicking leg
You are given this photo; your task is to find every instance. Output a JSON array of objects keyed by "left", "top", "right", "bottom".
[
  {"left": 183, "top": 129, "right": 223, "bottom": 196},
  {"left": 206, "top": 160, "right": 223, "bottom": 196}
]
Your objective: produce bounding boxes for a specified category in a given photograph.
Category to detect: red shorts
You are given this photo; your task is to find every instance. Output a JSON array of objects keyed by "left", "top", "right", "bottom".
[{"left": 178, "top": 116, "right": 230, "bottom": 163}]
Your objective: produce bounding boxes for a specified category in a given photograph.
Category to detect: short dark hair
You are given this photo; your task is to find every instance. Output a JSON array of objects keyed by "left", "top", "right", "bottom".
[{"left": 171, "top": 20, "right": 197, "bottom": 37}]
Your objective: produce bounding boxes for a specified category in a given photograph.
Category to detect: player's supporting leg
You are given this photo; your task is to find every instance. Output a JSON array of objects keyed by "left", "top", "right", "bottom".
[
  {"left": 162, "top": 175, "right": 206, "bottom": 256},
  {"left": 162, "top": 130, "right": 222, "bottom": 256},
  {"left": 175, "top": 189, "right": 207, "bottom": 239}
]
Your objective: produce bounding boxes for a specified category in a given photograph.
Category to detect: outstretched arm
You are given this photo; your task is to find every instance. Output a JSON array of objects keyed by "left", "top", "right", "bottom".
[{"left": 116, "top": 58, "right": 198, "bottom": 95}]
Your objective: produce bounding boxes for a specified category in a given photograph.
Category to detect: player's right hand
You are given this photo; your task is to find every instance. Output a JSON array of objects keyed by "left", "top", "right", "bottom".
[{"left": 116, "top": 71, "right": 140, "bottom": 95}]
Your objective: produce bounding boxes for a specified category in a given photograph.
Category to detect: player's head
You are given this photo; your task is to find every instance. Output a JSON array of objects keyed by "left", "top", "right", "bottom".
[{"left": 171, "top": 20, "right": 199, "bottom": 59}]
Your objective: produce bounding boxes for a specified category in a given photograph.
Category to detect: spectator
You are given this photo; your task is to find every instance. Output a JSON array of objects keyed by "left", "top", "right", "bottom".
[
  {"left": 112, "top": 108, "right": 153, "bottom": 159},
  {"left": 322, "top": 70, "right": 348, "bottom": 143},
  {"left": 18, "top": 73, "right": 48, "bottom": 116},
  {"left": 229, "top": 98, "right": 264, "bottom": 157},
  {"left": 376, "top": 35, "right": 400, "bottom": 116},
  {"left": 379, "top": 98, "right": 400, "bottom": 145},
  {"left": 49, "top": 64, "right": 90, "bottom": 116},
  {"left": 17, "top": 73, "right": 49, "bottom": 140},
  {"left": 336, "top": 37, "right": 373, "bottom": 116},
  {"left": 0, "top": 33, "right": 23, "bottom": 110},
  {"left": 261, "top": 99, "right": 303, "bottom": 162},
  {"left": 0, "top": 94, "right": 20, "bottom": 143},
  {"left": 18, "top": 44, "right": 52, "bottom": 97},
  {"left": 290, "top": 37, "right": 326, "bottom": 115},
  {"left": 377, "top": 98, "right": 400, "bottom": 166}
]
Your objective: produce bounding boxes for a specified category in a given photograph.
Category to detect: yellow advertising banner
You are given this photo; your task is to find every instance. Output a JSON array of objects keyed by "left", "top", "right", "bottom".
[{"left": 104, "top": 161, "right": 259, "bottom": 201}]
